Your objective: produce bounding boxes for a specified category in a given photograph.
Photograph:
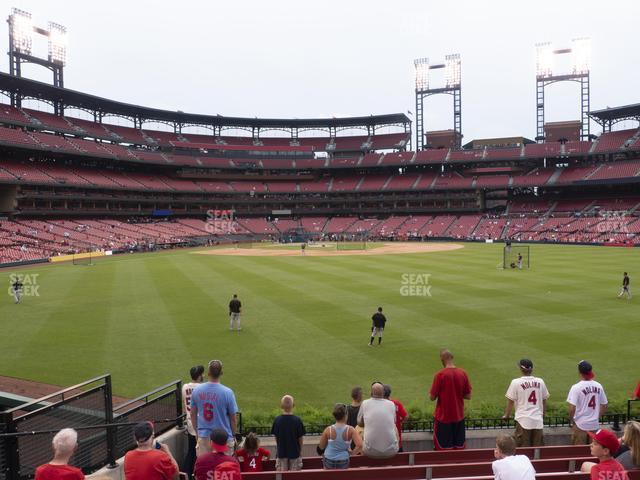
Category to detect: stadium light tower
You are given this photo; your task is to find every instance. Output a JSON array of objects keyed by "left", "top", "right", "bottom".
[
  {"left": 535, "top": 38, "right": 591, "bottom": 142},
  {"left": 7, "top": 7, "right": 68, "bottom": 110},
  {"left": 414, "top": 53, "right": 462, "bottom": 150}
]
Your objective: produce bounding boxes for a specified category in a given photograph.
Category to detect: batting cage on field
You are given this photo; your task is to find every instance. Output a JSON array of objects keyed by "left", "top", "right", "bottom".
[{"left": 503, "top": 245, "right": 530, "bottom": 269}]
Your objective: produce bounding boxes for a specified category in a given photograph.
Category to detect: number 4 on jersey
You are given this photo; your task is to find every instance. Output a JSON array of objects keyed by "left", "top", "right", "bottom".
[
  {"left": 588, "top": 395, "right": 596, "bottom": 409},
  {"left": 527, "top": 391, "right": 537, "bottom": 405}
]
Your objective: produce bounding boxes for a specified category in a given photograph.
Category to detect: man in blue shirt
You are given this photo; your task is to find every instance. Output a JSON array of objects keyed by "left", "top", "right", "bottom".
[{"left": 190, "top": 360, "right": 239, "bottom": 456}]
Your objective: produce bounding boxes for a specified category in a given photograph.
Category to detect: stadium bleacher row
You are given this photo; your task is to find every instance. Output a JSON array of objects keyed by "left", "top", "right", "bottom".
[
  {"left": 2, "top": 205, "right": 639, "bottom": 264},
  {"left": 2, "top": 159, "right": 640, "bottom": 193},
  {"left": 1, "top": 111, "right": 640, "bottom": 171},
  {"left": 234, "top": 444, "right": 640, "bottom": 480},
  {"left": 0, "top": 104, "right": 410, "bottom": 152}
]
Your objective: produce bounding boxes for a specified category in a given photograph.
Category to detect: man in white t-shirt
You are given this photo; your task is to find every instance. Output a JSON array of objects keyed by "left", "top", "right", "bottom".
[
  {"left": 182, "top": 365, "right": 204, "bottom": 478},
  {"left": 502, "top": 359, "right": 550, "bottom": 446},
  {"left": 566, "top": 360, "right": 608, "bottom": 445},
  {"left": 492, "top": 434, "right": 536, "bottom": 480},
  {"left": 357, "top": 382, "right": 399, "bottom": 458}
]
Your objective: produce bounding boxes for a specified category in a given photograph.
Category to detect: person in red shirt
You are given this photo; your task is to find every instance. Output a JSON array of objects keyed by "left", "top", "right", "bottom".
[
  {"left": 123, "top": 422, "right": 179, "bottom": 480},
  {"left": 35, "top": 428, "right": 84, "bottom": 480},
  {"left": 580, "top": 429, "right": 629, "bottom": 480},
  {"left": 236, "top": 432, "right": 270, "bottom": 472},
  {"left": 633, "top": 382, "right": 640, "bottom": 400},
  {"left": 383, "top": 384, "right": 408, "bottom": 452},
  {"left": 194, "top": 428, "right": 241, "bottom": 480},
  {"left": 429, "top": 349, "right": 472, "bottom": 450}
]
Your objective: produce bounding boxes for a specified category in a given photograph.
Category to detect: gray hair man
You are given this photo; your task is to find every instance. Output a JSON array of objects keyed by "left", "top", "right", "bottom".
[
  {"left": 35, "top": 428, "right": 84, "bottom": 479},
  {"left": 357, "top": 382, "right": 399, "bottom": 458}
]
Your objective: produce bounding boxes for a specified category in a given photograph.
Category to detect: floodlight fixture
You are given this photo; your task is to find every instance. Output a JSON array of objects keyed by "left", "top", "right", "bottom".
[
  {"left": 9, "top": 8, "right": 33, "bottom": 55},
  {"left": 414, "top": 57, "right": 429, "bottom": 91},
  {"left": 445, "top": 53, "right": 461, "bottom": 88},
  {"left": 48, "top": 21, "right": 67, "bottom": 66},
  {"left": 571, "top": 37, "right": 591, "bottom": 74},
  {"left": 535, "top": 42, "right": 553, "bottom": 78}
]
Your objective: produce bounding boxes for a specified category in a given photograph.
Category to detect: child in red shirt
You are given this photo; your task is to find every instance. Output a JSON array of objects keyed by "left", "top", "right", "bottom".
[
  {"left": 580, "top": 429, "right": 629, "bottom": 480},
  {"left": 236, "top": 433, "right": 270, "bottom": 473}
]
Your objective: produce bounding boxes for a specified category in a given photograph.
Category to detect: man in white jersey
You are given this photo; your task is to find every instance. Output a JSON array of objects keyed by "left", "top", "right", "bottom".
[
  {"left": 182, "top": 365, "right": 204, "bottom": 479},
  {"left": 502, "top": 359, "right": 550, "bottom": 446},
  {"left": 567, "top": 360, "right": 608, "bottom": 445}
]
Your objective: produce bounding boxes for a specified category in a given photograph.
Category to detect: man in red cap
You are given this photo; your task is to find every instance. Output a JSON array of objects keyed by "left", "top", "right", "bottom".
[
  {"left": 580, "top": 429, "right": 629, "bottom": 480},
  {"left": 567, "top": 360, "right": 608, "bottom": 445},
  {"left": 194, "top": 429, "right": 241, "bottom": 480}
]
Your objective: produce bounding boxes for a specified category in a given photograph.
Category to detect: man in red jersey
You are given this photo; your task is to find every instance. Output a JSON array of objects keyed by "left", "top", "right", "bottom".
[
  {"left": 429, "top": 349, "right": 472, "bottom": 450},
  {"left": 123, "top": 422, "right": 179, "bottom": 480},
  {"left": 194, "top": 429, "right": 241, "bottom": 480},
  {"left": 35, "top": 428, "right": 84, "bottom": 480},
  {"left": 383, "top": 384, "right": 408, "bottom": 452}
]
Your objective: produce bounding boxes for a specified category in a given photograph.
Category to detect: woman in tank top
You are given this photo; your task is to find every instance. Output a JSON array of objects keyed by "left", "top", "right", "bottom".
[{"left": 317, "top": 403, "right": 363, "bottom": 469}]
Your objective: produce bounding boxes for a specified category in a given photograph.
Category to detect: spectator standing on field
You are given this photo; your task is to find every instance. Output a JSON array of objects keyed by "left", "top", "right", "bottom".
[
  {"left": 182, "top": 365, "right": 204, "bottom": 478},
  {"left": 35, "top": 428, "right": 84, "bottom": 480},
  {"left": 123, "top": 422, "right": 179, "bottom": 480},
  {"left": 618, "top": 272, "right": 632, "bottom": 299},
  {"left": 229, "top": 294, "right": 242, "bottom": 331},
  {"left": 271, "top": 395, "right": 306, "bottom": 471},
  {"left": 502, "top": 359, "right": 550, "bottom": 446},
  {"left": 190, "top": 360, "right": 239, "bottom": 456},
  {"left": 492, "top": 434, "right": 536, "bottom": 480},
  {"left": 567, "top": 361, "right": 608, "bottom": 445},
  {"left": 383, "top": 384, "right": 408, "bottom": 452},
  {"left": 357, "top": 382, "right": 399, "bottom": 458},
  {"left": 369, "top": 307, "right": 386, "bottom": 346},
  {"left": 429, "top": 349, "right": 472, "bottom": 450}
]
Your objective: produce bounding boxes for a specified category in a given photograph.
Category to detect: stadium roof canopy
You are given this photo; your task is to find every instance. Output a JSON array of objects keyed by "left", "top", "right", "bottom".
[
  {"left": 589, "top": 103, "right": 640, "bottom": 130},
  {"left": 0, "top": 72, "right": 410, "bottom": 131}
]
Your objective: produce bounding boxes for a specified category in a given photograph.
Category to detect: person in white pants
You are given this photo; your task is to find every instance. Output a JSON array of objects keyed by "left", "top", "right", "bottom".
[
  {"left": 618, "top": 272, "right": 631, "bottom": 299},
  {"left": 229, "top": 294, "right": 242, "bottom": 331},
  {"left": 12, "top": 280, "right": 23, "bottom": 304}
]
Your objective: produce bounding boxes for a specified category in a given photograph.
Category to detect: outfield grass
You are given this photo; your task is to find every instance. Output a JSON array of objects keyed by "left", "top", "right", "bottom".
[{"left": 1, "top": 243, "right": 638, "bottom": 424}]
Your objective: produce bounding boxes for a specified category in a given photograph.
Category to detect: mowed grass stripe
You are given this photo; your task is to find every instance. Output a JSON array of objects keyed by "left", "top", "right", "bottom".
[{"left": 0, "top": 244, "right": 637, "bottom": 418}]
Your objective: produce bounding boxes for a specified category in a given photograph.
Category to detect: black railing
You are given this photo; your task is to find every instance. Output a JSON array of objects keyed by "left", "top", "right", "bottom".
[
  {"left": 628, "top": 399, "right": 640, "bottom": 421},
  {"left": 240, "top": 413, "right": 628, "bottom": 437},
  {"left": 111, "top": 380, "right": 183, "bottom": 465},
  {"left": 0, "top": 375, "right": 183, "bottom": 480}
]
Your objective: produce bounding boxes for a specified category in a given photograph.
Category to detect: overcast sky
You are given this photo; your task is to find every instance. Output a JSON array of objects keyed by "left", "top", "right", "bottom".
[{"left": 1, "top": 0, "right": 639, "bottom": 142}]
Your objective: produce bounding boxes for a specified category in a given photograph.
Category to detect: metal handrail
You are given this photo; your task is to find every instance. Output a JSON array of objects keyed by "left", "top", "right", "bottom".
[
  {"left": 0, "top": 415, "right": 186, "bottom": 438},
  {"left": 113, "top": 380, "right": 181, "bottom": 413},
  {"left": 3, "top": 374, "right": 110, "bottom": 415}
]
